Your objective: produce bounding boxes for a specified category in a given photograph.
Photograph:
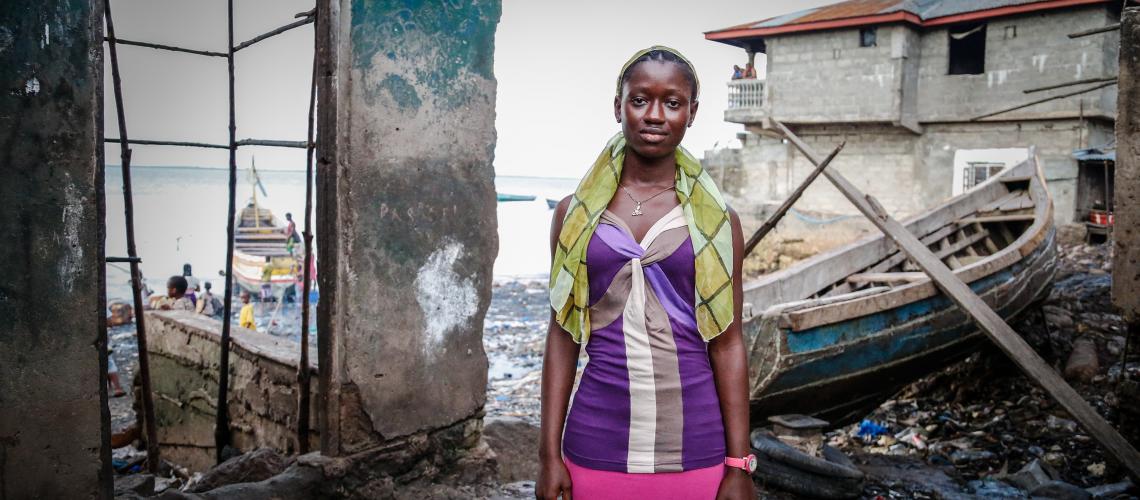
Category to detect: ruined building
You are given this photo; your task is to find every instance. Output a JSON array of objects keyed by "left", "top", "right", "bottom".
[{"left": 705, "top": 0, "right": 1121, "bottom": 224}]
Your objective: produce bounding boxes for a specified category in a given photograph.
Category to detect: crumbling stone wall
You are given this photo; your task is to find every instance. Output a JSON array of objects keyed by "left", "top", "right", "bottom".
[
  {"left": 315, "top": 0, "right": 500, "bottom": 467},
  {"left": 0, "top": 1, "right": 110, "bottom": 497},
  {"left": 144, "top": 311, "right": 317, "bottom": 472}
]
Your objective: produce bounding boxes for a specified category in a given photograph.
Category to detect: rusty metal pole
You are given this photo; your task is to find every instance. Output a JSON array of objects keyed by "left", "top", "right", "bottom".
[
  {"left": 216, "top": 0, "right": 238, "bottom": 463},
  {"left": 104, "top": 0, "right": 161, "bottom": 474},
  {"left": 296, "top": 7, "right": 318, "bottom": 454}
]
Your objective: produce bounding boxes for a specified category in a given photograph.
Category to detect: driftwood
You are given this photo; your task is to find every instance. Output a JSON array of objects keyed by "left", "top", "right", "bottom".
[{"left": 772, "top": 119, "right": 1140, "bottom": 480}]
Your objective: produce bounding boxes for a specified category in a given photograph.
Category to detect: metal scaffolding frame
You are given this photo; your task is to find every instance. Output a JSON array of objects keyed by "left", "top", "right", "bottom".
[{"left": 102, "top": 1, "right": 318, "bottom": 466}]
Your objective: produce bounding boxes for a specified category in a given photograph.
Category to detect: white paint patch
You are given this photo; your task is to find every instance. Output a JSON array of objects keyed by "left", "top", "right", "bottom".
[
  {"left": 1032, "top": 54, "right": 1048, "bottom": 73},
  {"left": 43, "top": 23, "right": 49, "bottom": 46},
  {"left": 414, "top": 241, "right": 477, "bottom": 356},
  {"left": 24, "top": 77, "right": 39, "bottom": 95},
  {"left": 59, "top": 180, "right": 85, "bottom": 292}
]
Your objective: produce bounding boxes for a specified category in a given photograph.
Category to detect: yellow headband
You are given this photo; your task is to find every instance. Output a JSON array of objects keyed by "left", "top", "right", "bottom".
[{"left": 616, "top": 45, "right": 700, "bottom": 99}]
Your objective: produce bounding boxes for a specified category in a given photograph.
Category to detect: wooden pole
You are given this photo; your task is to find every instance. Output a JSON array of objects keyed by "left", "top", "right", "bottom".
[
  {"left": 104, "top": 0, "right": 161, "bottom": 474},
  {"left": 1023, "top": 76, "right": 1118, "bottom": 94},
  {"left": 103, "top": 37, "right": 227, "bottom": 58},
  {"left": 972, "top": 81, "right": 1116, "bottom": 121},
  {"left": 1069, "top": 23, "right": 1120, "bottom": 38},
  {"left": 296, "top": 8, "right": 318, "bottom": 454},
  {"left": 744, "top": 142, "right": 844, "bottom": 256},
  {"left": 233, "top": 15, "right": 315, "bottom": 53},
  {"left": 216, "top": 0, "right": 238, "bottom": 463},
  {"left": 773, "top": 119, "right": 1140, "bottom": 480}
]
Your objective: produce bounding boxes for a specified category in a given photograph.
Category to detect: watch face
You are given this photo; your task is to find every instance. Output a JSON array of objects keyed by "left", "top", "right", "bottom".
[{"left": 747, "top": 455, "right": 758, "bottom": 472}]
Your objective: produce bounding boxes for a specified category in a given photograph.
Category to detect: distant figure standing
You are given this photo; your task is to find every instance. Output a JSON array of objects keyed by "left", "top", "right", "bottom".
[
  {"left": 284, "top": 213, "right": 301, "bottom": 255},
  {"left": 158, "top": 276, "right": 195, "bottom": 311},
  {"left": 196, "top": 281, "right": 222, "bottom": 317},
  {"left": 731, "top": 64, "right": 743, "bottom": 80},
  {"left": 239, "top": 291, "right": 256, "bottom": 330},
  {"left": 182, "top": 263, "right": 199, "bottom": 307},
  {"left": 744, "top": 62, "right": 757, "bottom": 79}
]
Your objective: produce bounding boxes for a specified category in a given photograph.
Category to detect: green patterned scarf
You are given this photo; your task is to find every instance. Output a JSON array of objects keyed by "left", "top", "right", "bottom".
[{"left": 549, "top": 47, "right": 733, "bottom": 345}]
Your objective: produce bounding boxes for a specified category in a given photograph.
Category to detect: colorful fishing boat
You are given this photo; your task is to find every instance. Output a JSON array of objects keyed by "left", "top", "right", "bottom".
[
  {"left": 231, "top": 160, "right": 300, "bottom": 298},
  {"left": 744, "top": 153, "right": 1057, "bottom": 427},
  {"left": 497, "top": 193, "right": 536, "bottom": 202}
]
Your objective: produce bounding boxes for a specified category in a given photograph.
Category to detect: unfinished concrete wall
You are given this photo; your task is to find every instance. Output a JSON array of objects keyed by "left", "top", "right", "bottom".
[
  {"left": 316, "top": 0, "right": 499, "bottom": 460},
  {"left": 1114, "top": 8, "right": 1140, "bottom": 319},
  {"left": 0, "top": 0, "right": 110, "bottom": 497},
  {"left": 143, "top": 311, "right": 317, "bottom": 472},
  {"left": 916, "top": 7, "right": 1116, "bottom": 122},
  {"left": 765, "top": 26, "right": 904, "bottom": 123}
]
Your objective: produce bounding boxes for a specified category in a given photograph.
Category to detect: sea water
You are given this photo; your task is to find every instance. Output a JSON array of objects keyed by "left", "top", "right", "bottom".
[{"left": 104, "top": 166, "right": 576, "bottom": 301}]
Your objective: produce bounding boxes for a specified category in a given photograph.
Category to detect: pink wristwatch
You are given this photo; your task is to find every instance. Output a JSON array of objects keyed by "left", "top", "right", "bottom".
[{"left": 725, "top": 454, "right": 758, "bottom": 474}]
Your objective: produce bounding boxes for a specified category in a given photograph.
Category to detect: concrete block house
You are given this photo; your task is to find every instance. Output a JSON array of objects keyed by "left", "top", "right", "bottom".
[{"left": 704, "top": 0, "right": 1121, "bottom": 224}]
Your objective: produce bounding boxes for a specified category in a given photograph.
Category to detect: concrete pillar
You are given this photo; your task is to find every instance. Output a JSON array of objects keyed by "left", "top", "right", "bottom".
[
  {"left": 0, "top": 1, "right": 111, "bottom": 498},
  {"left": 1115, "top": 8, "right": 1140, "bottom": 321},
  {"left": 315, "top": 0, "right": 500, "bottom": 459}
]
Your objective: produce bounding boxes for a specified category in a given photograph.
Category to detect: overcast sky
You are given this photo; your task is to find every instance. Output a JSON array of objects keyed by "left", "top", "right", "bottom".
[{"left": 104, "top": 0, "right": 833, "bottom": 178}]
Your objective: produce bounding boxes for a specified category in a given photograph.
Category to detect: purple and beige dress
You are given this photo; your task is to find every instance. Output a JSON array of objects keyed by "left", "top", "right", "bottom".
[{"left": 561, "top": 205, "right": 726, "bottom": 489}]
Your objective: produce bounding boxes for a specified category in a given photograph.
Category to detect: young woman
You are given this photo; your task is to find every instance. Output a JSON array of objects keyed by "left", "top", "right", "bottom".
[{"left": 538, "top": 47, "right": 754, "bottom": 500}]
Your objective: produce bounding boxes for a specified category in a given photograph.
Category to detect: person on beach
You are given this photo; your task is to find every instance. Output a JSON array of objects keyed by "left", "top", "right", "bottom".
[
  {"left": 239, "top": 291, "right": 256, "bottom": 330},
  {"left": 196, "top": 281, "right": 222, "bottom": 317},
  {"left": 158, "top": 276, "right": 195, "bottom": 311},
  {"left": 107, "top": 352, "right": 126, "bottom": 398},
  {"left": 538, "top": 47, "right": 754, "bottom": 500},
  {"left": 182, "top": 263, "right": 199, "bottom": 307}
]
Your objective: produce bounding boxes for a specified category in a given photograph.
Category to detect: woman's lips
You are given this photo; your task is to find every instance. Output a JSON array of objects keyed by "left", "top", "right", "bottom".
[{"left": 639, "top": 130, "right": 668, "bottom": 143}]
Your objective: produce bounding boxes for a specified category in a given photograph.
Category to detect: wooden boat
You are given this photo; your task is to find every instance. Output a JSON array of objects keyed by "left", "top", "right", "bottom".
[
  {"left": 546, "top": 198, "right": 560, "bottom": 209},
  {"left": 231, "top": 159, "right": 299, "bottom": 298},
  {"left": 744, "top": 153, "right": 1057, "bottom": 427},
  {"left": 232, "top": 204, "right": 298, "bottom": 297},
  {"left": 497, "top": 193, "right": 536, "bottom": 202}
]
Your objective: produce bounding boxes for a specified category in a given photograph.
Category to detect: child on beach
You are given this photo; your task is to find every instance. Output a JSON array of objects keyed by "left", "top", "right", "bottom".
[
  {"left": 239, "top": 291, "right": 256, "bottom": 330},
  {"left": 157, "top": 276, "right": 195, "bottom": 311}
]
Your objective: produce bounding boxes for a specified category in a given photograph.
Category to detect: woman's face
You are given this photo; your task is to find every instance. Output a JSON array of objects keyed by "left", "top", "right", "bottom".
[{"left": 615, "top": 60, "right": 698, "bottom": 160}]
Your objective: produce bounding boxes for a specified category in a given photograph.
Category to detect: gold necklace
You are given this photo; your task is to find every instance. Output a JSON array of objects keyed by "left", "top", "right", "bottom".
[{"left": 620, "top": 184, "right": 675, "bottom": 216}]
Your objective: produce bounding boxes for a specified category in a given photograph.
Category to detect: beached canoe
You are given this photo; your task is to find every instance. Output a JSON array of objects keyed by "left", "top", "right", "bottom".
[
  {"left": 497, "top": 193, "right": 536, "bottom": 202},
  {"left": 744, "top": 153, "right": 1057, "bottom": 427},
  {"left": 232, "top": 204, "right": 298, "bottom": 298}
]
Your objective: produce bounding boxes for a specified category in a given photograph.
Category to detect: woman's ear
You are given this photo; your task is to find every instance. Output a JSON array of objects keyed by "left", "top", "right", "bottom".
[
  {"left": 688, "top": 99, "right": 700, "bottom": 127},
  {"left": 614, "top": 95, "right": 622, "bottom": 123}
]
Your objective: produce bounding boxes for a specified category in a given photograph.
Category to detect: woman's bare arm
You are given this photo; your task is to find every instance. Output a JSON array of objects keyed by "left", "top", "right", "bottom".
[
  {"left": 536, "top": 196, "right": 580, "bottom": 500},
  {"left": 709, "top": 208, "right": 754, "bottom": 499}
]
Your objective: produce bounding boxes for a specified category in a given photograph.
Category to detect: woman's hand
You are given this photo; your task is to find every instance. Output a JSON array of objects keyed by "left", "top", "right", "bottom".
[
  {"left": 716, "top": 468, "right": 755, "bottom": 500},
  {"left": 535, "top": 457, "right": 573, "bottom": 500}
]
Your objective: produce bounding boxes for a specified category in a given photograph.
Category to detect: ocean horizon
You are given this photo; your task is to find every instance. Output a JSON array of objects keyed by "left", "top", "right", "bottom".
[{"left": 104, "top": 165, "right": 576, "bottom": 302}]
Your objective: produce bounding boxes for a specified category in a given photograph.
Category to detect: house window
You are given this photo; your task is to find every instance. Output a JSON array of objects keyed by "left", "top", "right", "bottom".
[
  {"left": 860, "top": 27, "right": 877, "bottom": 47},
  {"left": 949, "top": 23, "right": 986, "bottom": 75},
  {"left": 1004, "top": 25, "right": 1017, "bottom": 40},
  {"left": 963, "top": 162, "right": 1004, "bottom": 191}
]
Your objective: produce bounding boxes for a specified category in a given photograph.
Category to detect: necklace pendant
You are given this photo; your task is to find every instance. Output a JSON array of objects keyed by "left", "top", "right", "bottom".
[{"left": 631, "top": 202, "right": 644, "bottom": 216}]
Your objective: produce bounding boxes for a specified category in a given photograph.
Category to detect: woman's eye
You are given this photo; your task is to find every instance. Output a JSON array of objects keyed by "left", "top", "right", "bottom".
[
  {"left": 667, "top": 100, "right": 681, "bottom": 108},
  {"left": 632, "top": 97, "right": 647, "bottom": 105}
]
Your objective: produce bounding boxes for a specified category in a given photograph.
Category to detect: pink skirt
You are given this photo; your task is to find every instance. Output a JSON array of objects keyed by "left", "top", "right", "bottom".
[{"left": 564, "top": 457, "right": 724, "bottom": 499}]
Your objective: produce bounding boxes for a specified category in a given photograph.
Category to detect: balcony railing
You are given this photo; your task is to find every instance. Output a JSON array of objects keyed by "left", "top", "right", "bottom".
[{"left": 727, "top": 79, "right": 765, "bottom": 110}]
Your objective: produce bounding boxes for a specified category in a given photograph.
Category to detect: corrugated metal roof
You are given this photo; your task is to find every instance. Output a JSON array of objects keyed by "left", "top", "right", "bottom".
[
  {"left": 1073, "top": 143, "right": 1116, "bottom": 161},
  {"left": 708, "top": 0, "right": 1108, "bottom": 39}
]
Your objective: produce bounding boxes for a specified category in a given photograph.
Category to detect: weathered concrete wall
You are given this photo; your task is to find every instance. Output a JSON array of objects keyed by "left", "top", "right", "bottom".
[
  {"left": 0, "top": 1, "right": 111, "bottom": 498},
  {"left": 144, "top": 311, "right": 317, "bottom": 472},
  {"left": 729, "top": 119, "right": 1101, "bottom": 224},
  {"left": 1114, "top": 8, "right": 1140, "bottom": 319},
  {"left": 765, "top": 25, "right": 906, "bottom": 123},
  {"left": 316, "top": 0, "right": 499, "bottom": 458},
  {"left": 760, "top": 5, "right": 1117, "bottom": 124},
  {"left": 916, "top": 7, "right": 1117, "bottom": 122}
]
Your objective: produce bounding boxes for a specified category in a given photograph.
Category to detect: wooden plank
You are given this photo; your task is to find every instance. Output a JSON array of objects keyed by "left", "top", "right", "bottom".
[
  {"left": 745, "top": 143, "right": 845, "bottom": 256},
  {"left": 773, "top": 119, "right": 1140, "bottom": 481},
  {"left": 960, "top": 214, "right": 1035, "bottom": 224},
  {"left": 846, "top": 272, "right": 927, "bottom": 285}
]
